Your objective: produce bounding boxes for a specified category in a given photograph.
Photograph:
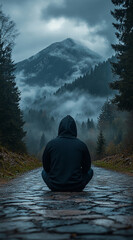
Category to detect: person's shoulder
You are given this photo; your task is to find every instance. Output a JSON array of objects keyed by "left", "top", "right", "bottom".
[
  {"left": 45, "top": 138, "right": 57, "bottom": 148},
  {"left": 76, "top": 138, "right": 87, "bottom": 148}
]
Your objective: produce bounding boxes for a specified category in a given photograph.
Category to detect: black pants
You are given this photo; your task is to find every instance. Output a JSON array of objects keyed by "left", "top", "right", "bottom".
[{"left": 42, "top": 168, "right": 93, "bottom": 191}]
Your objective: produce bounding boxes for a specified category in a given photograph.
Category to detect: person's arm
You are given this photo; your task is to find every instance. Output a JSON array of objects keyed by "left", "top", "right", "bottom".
[
  {"left": 81, "top": 144, "right": 91, "bottom": 174},
  {"left": 42, "top": 143, "right": 51, "bottom": 173}
]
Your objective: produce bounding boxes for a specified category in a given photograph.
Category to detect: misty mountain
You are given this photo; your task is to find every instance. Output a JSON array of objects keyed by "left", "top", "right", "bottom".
[
  {"left": 16, "top": 38, "right": 102, "bottom": 87},
  {"left": 14, "top": 39, "right": 116, "bottom": 155},
  {"left": 56, "top": 56, "right": 117, "bottom": 97}
]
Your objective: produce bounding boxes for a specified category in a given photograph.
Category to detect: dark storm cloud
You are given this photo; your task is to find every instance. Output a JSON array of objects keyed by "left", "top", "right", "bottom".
[
  {"left": 1, "top": 0, "right": 116, "bottom": 61},
  {"left": 43, "top": 0, "right": 112, "bottom": 25},
  {"left": 42, "top": 0, "right": 115, "bottom": 41}
]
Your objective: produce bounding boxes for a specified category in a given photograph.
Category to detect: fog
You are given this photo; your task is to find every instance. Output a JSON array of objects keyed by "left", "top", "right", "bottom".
[
  {"left": 16, "top": 72, "right": 106, "bottom": 122},
  {"left": 15, "top": 69, "right": 109, "bottom": 158},
  {"left": 15, "top": 67, "right": 131, "bottom": 162}
]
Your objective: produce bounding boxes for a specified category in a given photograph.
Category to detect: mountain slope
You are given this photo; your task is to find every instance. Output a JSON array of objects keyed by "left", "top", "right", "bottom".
[
  {"left": 55, "top": 56, "right": 117, "bottom": 97},
  {"left": 16, "top": 38, "right": 102, "bottom": 86}
]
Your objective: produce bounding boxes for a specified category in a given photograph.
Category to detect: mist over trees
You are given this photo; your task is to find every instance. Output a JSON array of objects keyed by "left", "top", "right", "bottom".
[
  {"left": 23, "top": 109, "right": 57, "bottom": 155},
  {"left": 56, "top": 56, "right": 116, "bottom": 97},
  {"left": 0, "top": 6, "right": 26, "bottom": 152}
]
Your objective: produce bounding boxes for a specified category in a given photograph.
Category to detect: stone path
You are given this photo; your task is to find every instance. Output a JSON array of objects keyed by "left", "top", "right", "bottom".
[{"left": 0, "top": 166, "right": 133, "bottom": 240}]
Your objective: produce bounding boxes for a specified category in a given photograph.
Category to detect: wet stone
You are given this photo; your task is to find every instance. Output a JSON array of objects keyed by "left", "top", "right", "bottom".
[
  {"left": 109, "top": 215, "right": 133, "bottom": 227},
  {"left": 76, "top": 235, "right": 133, "bottom": 240},
  {"left": 0, "top": 220, "right": 35, "bottom": 232},
  {"left": 90, "top": 218, "right": 129, "bottom": 229},
  {"left": 49, "top": 223, "right": 109, "bottom": 234},
  {"left": 0, "top": 166, "right": 133, "bottom": 239},
  {"left": 3, "top": 233, "right": 70, "bottom": 240},
  {"left": 113, "top": 228, "right": 133, "bottom": 236},
  {"left": 91, "top": 206, "right": 116, "bottom": 216}
]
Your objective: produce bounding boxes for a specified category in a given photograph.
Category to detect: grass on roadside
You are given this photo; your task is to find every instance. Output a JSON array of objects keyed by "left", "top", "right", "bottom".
[
  {"left": 93, "top": 153, "right": 133, "bottom": 175},
  {"left": 0, "top": 146, "right": 42, "bottom": 183}
]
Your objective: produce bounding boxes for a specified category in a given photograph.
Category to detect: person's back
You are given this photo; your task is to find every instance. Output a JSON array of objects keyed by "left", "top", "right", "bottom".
[{"left": 42, "top": 115, "right": 93, "bottom": 191}]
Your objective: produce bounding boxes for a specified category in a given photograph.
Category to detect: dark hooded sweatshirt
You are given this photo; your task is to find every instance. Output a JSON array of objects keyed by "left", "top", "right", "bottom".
[{"left": 42, "top": 115, "right": 91, "bottom": 191}]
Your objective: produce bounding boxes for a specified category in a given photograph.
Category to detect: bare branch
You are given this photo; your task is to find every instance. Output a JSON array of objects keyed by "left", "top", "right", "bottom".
[{"left": 0, "top": 5, "right": 19, "bottom": 49}]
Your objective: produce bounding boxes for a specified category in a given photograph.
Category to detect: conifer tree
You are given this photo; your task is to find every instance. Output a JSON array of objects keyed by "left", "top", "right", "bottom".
[
  {"left": 98, "top": 100, "right": 115, "bottom": 131},
  {"left": 96, "top": 131, "right": 105, "bottom": 159},
  {"left": 0, "top": 7, "right": 26, "bottom": 152},
  {"left": 111, "top": 0, "right": 133, "bottom": 111},
  {"left": 87, "top": 118, "right": 95, "bottom": 130}
]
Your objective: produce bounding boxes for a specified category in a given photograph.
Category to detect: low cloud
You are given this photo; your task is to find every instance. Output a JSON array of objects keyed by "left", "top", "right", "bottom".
[{"left": 16, "top": 71, "right": 106, "bottom": 122}]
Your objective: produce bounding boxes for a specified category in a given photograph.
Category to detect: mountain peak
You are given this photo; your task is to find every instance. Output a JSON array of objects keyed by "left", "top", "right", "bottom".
[
  {"left": 16, "top": 38, "right": 103, "bottom": 87},
  {"left": 61, "top": 38, "right": 75, "bottom": 45},
  {"left": 59, "top": 38, "right": 101, "bottom": 59}
]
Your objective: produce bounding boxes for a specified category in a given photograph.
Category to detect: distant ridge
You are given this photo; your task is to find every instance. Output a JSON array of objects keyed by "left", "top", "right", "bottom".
[{"left": 16, "top": 38, "right": 103, "bottom": 86}]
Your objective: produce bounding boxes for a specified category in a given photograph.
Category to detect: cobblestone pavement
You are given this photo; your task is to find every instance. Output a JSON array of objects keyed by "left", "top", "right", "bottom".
[{"left": 0, "top": 166, "right": 133, "bottom": 240}]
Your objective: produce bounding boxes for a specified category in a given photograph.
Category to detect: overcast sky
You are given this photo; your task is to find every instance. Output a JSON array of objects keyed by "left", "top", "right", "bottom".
[{"left": 1, "top": 0, "right": 116, "bottom": 62}]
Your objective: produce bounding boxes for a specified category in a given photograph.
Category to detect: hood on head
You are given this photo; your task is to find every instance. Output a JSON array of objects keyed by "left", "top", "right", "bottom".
[{"left": 58, "top": 115, "right": 77, "bottom": 137}]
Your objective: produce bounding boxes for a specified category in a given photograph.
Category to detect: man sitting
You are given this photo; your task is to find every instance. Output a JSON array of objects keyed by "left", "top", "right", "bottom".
[{"left": 42, "top": 115, "right": 93, "bottom": 191}]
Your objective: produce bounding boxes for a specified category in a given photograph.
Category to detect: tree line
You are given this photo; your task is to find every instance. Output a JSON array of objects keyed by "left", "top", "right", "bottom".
[{"left": 56, "top": 56, "right": 116, "bottom": 97}]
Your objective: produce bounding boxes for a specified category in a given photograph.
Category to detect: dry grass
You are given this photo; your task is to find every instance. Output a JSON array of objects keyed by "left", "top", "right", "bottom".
[
  {"left": 93, "top": 153, "right": 133, "bottom": 175},
  {"left": 0, "top": 146, "right": 42, "bottom": 183}
]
